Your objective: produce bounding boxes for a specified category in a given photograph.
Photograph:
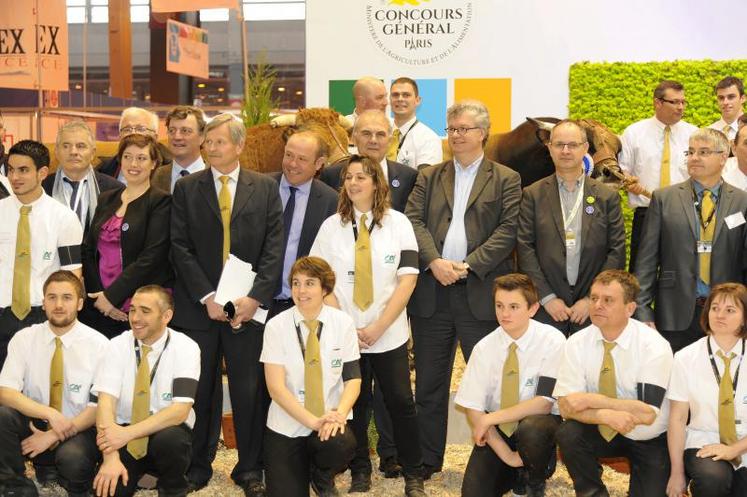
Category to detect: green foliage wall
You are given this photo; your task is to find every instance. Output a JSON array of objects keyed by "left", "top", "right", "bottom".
[{"left": 568, "top": 60, "right": 747, "bottom": 133}]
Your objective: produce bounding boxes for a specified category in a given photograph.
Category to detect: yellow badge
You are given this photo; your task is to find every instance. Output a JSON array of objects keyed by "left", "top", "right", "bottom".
[{"left": 586, "top": 196, "right": 595, "bottom": 204}]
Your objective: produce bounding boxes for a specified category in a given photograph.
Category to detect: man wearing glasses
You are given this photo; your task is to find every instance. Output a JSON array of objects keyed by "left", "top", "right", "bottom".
[
  {"left": 635, "top": 127, "right": 747, "bottom": 352},
  {"left": 100, "top": 107, "right": 172, "bottom": 183},
  {"left": 619, "top": 80, "right": 697, "bottom": 272},
  {"left": 517, "top": 120, "right": 626, "bottom": 336},
  {"left": 405, "top": 100, "right": 521, "bottom": 479},
  {"left": 152, "top": 106, "right": 208, "bottom": 193}
]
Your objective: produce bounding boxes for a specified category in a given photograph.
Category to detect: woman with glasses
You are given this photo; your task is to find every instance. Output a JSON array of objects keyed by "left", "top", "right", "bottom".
[
  {"left": 81, "top": 133, "right": 173, "bottom": 338},
  {"left": 666, "top": 283, "right": 747, "bottom": 497},
  {"left": 310, "top": 155, "right": 427, "bottom": 496}
]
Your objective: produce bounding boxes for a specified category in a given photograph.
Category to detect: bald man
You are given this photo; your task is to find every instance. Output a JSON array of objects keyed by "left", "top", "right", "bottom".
[{"left": 346, "top": 77, "right": 389, "bottom": 126}]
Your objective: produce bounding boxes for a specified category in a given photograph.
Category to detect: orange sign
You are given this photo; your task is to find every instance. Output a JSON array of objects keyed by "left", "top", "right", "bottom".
[
  {"left": 0, "top": 0, "right": 68, "bottom": 91},
  {"left": 166, "top": 19, "right": 209, "bottom": 80},
  {"left": 152, "top": 0, "right": 239, "bottom": 13}
]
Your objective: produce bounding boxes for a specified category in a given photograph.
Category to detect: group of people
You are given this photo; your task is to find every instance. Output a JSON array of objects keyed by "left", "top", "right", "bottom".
[{"left": 0, "top": 72, "right": 746, "bottom": 497}]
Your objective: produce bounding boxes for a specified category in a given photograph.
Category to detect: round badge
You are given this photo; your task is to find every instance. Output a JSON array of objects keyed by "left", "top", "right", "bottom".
[
  {"left": 585, "top": 206, "right": 595, "bottom": 215},
  {"left": 586, "top": 196, "right": 595, "bottom": 204},
  {"left": 122, "top": 223, "right": 129, "bottom": 232},
  {"left": 391, "top": 179, "right": 400, "bottom": 188}
]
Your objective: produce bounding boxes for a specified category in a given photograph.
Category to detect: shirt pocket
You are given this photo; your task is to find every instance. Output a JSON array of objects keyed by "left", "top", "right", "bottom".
[{"left": 66, "top": 376, "right": 92, "bottom": 412}]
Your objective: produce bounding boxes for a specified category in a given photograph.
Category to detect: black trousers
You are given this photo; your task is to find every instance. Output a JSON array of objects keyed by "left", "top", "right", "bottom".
[
  {"left": 660, "top": 301, "right": 705, "bottom": 354},
  {"left": 629, "top": 206, "right": 647, "bottom": 273},
  {"left": 0, "top": 406, "right": 99, "bottom": 493},
  {"left": 180, "top": 320, "right": 269, "bottom": 485},
  {"left": 461, "top": 415, "right": 560, "bottom": 497},
  {"left": 0, "top": 306, "right": 46, "bottom": 368},
  {"left": 372, "top": 376, "right": 396, "bottom": 460},
  {"left": 109, "top": 424, "right": 192, "bottom": 497},
  {"left": 410, "top": 283, "right": 496, "bottom": 469},
  {"left": 78, "top": 297, "right": 129, "bottom": 340},
  {"left": 263, "top": 427, "right": 356, "bottom": 497},
  {"left": 349, "top": 343, "right": 423, "bottom": 476},
  {"left": 685, "top": 448, "right": 747, "bottom": 497},
  {"left": 534, "top": 305, "right": 588, "bottom": 337},
  {"left": 556, "top": 420, "right": 669, "bottom": 497}
]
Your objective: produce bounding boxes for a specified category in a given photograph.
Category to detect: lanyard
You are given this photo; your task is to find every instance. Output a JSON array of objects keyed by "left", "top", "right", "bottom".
[
  {"left": 707, "top": 338, "right": 745, "bottom": 393},
  {"left": 692, "top": 187, "right": 720, "bottom": 231},
  {"left": 294, "top": 320, "right": 324, "bottom": 359},
  {"left": 396, "top": 119, "right": 419, "bottom": 154},
  {"left": 559, "top": 180, "right": 584, "bottom": 230},
  {"left": 351, "top": 217, "right": 375, "bottom": 241},
  {"left": 134, "top": 332, "right": 171, "bottom": 385}
]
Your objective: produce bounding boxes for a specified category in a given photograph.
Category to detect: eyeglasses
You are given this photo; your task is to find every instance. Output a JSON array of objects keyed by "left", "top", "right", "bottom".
[
  {"left": 684, "top": 149, "right": 724, "bottom": 158},
  {"left": 168, "top": 127, "right": 197, "bottom": 136},
  {"left": 445, "top": 126, "right": 481, "bottom": 136},
  {"left": 120, "top": 125, "right": 156, "bottom": 135},
  {"left": 658, "top": 97, "right": 687, "bottom": 106},
  {"left": 548, "top": 141, "right": 587, "bottom": 151}
]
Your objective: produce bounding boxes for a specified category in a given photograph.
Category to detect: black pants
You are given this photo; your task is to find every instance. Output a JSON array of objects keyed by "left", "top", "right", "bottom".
[
  {"left": 411, "top": 283, "right": 496, "bottom": 469},
  {"left": 349, "top": 343, "right": 423, "bottom": 476},
  {"left": 180, "top": 320, "right": 269, "bottom": 485},
  {"left": 0, "top": 306, "right": 45, "bottom": 368},
  {"left": 372, "top": 377, "right": 396, "bottom": 460},
  {"left": 462, "top": 415, "right": 560, "bottom": 497},
  {"left": 0, "top": 406, "right": 99, "bottom": 493},
  {"left": 534, "top": 305, "right": 588, "bottom": 337},
  {"left": 78, "top": 297, "right": 129, "bottom": 340},
  {"left": 629, "top": 207, "right": 647, "bottom": 273},
  {"left": 660, "top": 301, "right": 705, "bottom": 354},
  {"left": 685, "top": 448, "right": 747, "bottom": 497},
  {"left": 263, "top": 427, "right": 356, "bottom": 497},
  {"left": 108, "top": 424, "right": 192, "bottom": 496},
  {"left": 556, "top": 420, "right": 669, "bottom": 497}
]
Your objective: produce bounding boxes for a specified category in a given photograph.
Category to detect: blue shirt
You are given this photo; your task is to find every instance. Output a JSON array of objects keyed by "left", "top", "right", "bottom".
[
  {"left": 692, "top": 179, "right": 722, "bottom": 298},
  {"left": 170, "top": 157, "right": 206, "bottom": 193},
  {"left": 277, "top": 175, "right": 312, "bottom": 299},
  {"left": 442, "top": 155, "right": 482, "bottom": 261}
]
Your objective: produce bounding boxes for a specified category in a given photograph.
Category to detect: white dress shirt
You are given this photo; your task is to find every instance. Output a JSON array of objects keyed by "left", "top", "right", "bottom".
[
  {"left": 211, "top": 163, "right": 240, "bottom": 204},
  {"left": 722, "top": 156, "right": 747, "bottom": 191},
  {"left": 709, "top": 117, "right": 742, "bottom": 141},
  {"left": 395, "top": 116, "right": 444, "bottom": 169}
]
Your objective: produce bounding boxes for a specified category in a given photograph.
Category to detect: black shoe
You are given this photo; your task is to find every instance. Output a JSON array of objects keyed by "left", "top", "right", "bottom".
[
  {"left": 403, "top": 473, "right": 426, "bottom": 497},
  {"left": 347, "top": 472, "right": 371, "bottom": 493},
  {"left": 240, "top": 479, "right": 266, "bottom": 497},
  {"left": 33, "top": 466, "right": 58, "bottom": 486},
  {"left": 310, "top": 466, "right": 339, "bottom": 497},
  {"left": 378, "top": 456, "right": 402, "bottom": 478},
  {"left": 186, "top": 479, "right": 209, "bottom": 494},
  {"left": 421, "top": 464, "right": 441, "bottom": 481},
  {"left": 0, "top": 477, "right": 39, "bottom": 497}
]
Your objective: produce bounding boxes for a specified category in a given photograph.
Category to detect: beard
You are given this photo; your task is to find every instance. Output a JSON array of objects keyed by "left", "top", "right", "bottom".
[{"left": 48, "top": 313, "right": 76, "bottom": 329}]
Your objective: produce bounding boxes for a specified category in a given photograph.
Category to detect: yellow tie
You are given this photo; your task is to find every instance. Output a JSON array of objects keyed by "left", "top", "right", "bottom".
[
  {"left": 598, "top": 341, "right": 618, "bottom": 441},
  {"left": 386, "top": 128, "right": 401, "bottom": 161},
  {"left": 303, "top": 320, "right": 325, "bottom": 417},
  {"left": 11, "top": 205, "right": 32, "bottom": 320},
  {"left": 49, "top": 337, "right": 63, "bottom": 412},
  {"left": 716, "top": 350, "right": 742, "bottom": 466},
  {"left": 700, "top": 190, "right": 715, "bottom": 284},
  {"left": 127, "top": 344, "right": 152, "bottom": 460},
  {"left": 218, "top": 176, "right": 232, "bottom": 264},
  {"left": 499, "top": 342, "right": 519, "bottom": 436},
  {"left": 353, "top": 214, "right": 373, "bottom": 311},
  {"left": 660, "top": 125, "right": 671, "bottom": 188},
  {"left": 723, "top": 124, "right": 732, "bottom": 136}
]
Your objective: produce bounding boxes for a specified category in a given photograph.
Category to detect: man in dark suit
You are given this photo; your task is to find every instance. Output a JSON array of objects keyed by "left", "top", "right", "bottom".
[
  {"left": 635, "top": 127, "right": 747, "bottom": 353},
  {"left": 268, "top": 130, "right": 338, "bottom": 318},
  {"left": 518, "top": 119, "right": 626, "bottom": 335},
  {"left": 42, "top": 121, "right": 122, "bottom": 234},
  {"left": 171, "top": 113, "right": 284, "bottom": 496},
  {"left": 152, "top": 105, "right": 208, "bottom": 193},
  {"left": 319, "top": 110, "right": 417, "bottom": 213},
  {"left": 405, "top": 100, "right": 521, "bottom": 478}
]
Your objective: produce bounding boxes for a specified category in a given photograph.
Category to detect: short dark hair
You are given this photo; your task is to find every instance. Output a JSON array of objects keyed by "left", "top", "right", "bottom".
[
  {"left": 715, "top": 76, "right": 744, "bottom": 96},
  {"left": 653, "top": 80, "right": 684, "bottom": 100},
  {"left": 391, "top": 77, "right": 419, "bottom": 97},
  {"left": 43, "top": 270, "right": 85, "bottom": 300},
  {"left": 8, "top": 140, "right": 50, "bottom": 169},
  {"left": 166, "top": 105, "right": 207, "bottom": 133},
  {"left": 117, "top": 133, "right": 163, "bottom": 169},
  {"left": 493, "top": 273, "right": 539, "bottom": 306},
  {"left": 591, "top": 270, "right": 640, "bottom": 304},
  {"left": 134, "top": 285, "right": 174, "bottom": 312},
  {"left": 290, "top": 256, "right": 336, "bottom": 296},
  {"left": 700, "top": 283, "right": 747, "bottom": 338}
]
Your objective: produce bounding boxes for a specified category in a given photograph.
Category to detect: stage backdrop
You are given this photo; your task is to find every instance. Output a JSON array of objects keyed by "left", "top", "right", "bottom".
[{"left": 306, "top": 0, "right": 747, "bottom": 135}]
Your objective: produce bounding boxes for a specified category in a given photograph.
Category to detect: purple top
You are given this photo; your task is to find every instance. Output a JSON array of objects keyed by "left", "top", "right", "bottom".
[{"left": 97, "top": 214, "right": 131, "bottom": 311}]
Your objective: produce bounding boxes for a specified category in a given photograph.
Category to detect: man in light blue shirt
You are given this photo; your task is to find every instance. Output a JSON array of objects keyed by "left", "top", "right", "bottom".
[{"left": 152, "top": 106, "right": 207, "bottom": 193}]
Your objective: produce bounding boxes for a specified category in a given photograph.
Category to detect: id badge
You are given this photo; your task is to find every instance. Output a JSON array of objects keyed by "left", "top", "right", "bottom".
[
  {"left": 565, "top": 230, "right": 577, "bottom": 249},
  {"left": 697, "top": 241, "right": 713, "bottom": 253},
  {"left": 347, "top": 271, "right": 355, "bottom": 284}
]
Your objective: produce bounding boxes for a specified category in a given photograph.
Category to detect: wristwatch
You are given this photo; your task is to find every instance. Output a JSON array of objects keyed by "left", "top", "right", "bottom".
[{"left": 462, "top": 261, "right": 470, "bottom": 272}]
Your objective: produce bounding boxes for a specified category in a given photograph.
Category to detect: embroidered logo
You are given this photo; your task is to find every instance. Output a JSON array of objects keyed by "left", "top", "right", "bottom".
[
  {"left": 43, "top": 251, "right": 52, "bottom": 260},
  {"left": 384, "top": 254, "right": 395, "bottom": 264},
  {"left": 331, "top": 358, "right": 342, "bottom": 368},
  {"left": 524, "top": 378, "right": 535, "bottom": 387},
  {"left": 68, "top": 384, "right": 81, "bottom": 393},
  {"left": 162, "top": 392, "right": 173, "bottom": 401}
]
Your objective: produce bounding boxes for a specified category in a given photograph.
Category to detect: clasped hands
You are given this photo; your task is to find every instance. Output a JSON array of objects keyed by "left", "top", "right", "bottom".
[
  {"left": 206, "top": 295, "right": 259, "bottom": 329},
  {"left": 312, "top": 410, "right": 348, "bottom": 442},
  {"left": 429, "top": 258, "right": 469, "bottom": 286},
  {"left": 88, "top": 292, "right": 128, "bottom": 322}
]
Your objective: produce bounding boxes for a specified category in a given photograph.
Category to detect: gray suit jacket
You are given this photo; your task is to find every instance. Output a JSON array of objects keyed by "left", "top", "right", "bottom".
[
  {"left": 518, "top": 175, "right": 626, "bottom": 306},
  {"left": 405, "top": 158, "right": 522, "bottom": 320},
  {"left": 635, "top": 179, "right": 747, "bottom": 330}
]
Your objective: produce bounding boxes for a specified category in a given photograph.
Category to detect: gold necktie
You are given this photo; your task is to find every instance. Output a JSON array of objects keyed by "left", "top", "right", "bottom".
[
  {"left": 700, "top": 190, "right": 715, "bottom": 284},
  {"left": 11, "top": 205, "right": 32, "bottom": 320},
  {"left": 304, "top": 320, "right": 325, "bottom": 417},
  {"left": 353, "top": 214, "right": 373, "bottom": 311},
  {"left": 598, "top": 341, "right": 618, "bottom": 441},
  {"left": 49, "top": 337, "right": 63, "bottom": 412},
  {"left": 386, "top": 128, "right": 401, "bottom": 161},
  {"left": 127, "top": 344, "right": 152, "bottom": 459},
  {"left": 218, "top": 176, "right": 232, "bottom": 264},
  {"left": 723, "top": 124, "right": 732, "bottom": 136},
  {"left": 660, "top": 125, "right": 671, "bottom": 188},
  {"left": 716, "top": 350, "right": 742, "bottom": 466},
  {"left": 499, "top": 342, "right": 519, "bottom": 436}
]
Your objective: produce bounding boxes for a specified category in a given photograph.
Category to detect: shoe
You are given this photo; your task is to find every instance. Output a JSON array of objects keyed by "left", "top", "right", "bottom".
[
  {"left": 378, "top": 456, "right": 402, "bottom": 478},
  {"left": 240, "top": 479, "right": 266, "bottom": 497},
  {"left": 347, "top": 472, "right": 371, "bottom": 493},
  {"left": 186, "top": 479, "right": 209, "bottom": 494},
  {"left": 310, "top": 466, "right": 339, "bottom": 497},
  {"left": 0, "top": 477, "right": 39, "bottom": 497},
  {"left": 403, "top": 473, "right": 426, "bottom": 497},
  {"left": 421, "top": 464, "right": 441, "bottom": 481},
  {"left": 33, "top": 466, "right": 58, "bottom": 486}
]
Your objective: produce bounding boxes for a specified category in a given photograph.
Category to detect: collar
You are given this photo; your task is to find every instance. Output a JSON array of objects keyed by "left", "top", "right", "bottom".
[
  {"left": 12, "top": 190, "right": 47, "bottom": 209},
  {"left": 454, "top": 154, "right": 484, "bottom": 174},
  {"left": 556, "top": 171, "right": 585, "bottom": 192},
  {"left": 292, "top": 304, "right": 328, "bottom": 328},
  {"left": 379, "top": 157, "right": 388, "bottom": 171},
  {"left": 173, "top": 156, "right": 205, "bottom": 173},
  {"left": 354, "top": 207, "right": 374, "bottom": 223},
  {"left": 708, "top": 335, "right": 744, "bottom": 357},
  {"left": 137, "top": 328, "right": 169, "bottom": 354},
  {"left": 397, "top": 116, "right": 418, "bottom": 134},
  {"left": 595, "top": 319, "right": 633, "bottom": 351},
  {"left": 211, "top": 164, "right": 241, "bottom": 183},
  {"left": 61, "top": 168, "right": 91, "bottom": 184},
  {"left": 44, "top": 321, "right": 81, "bottom": 347},
  {"left": 692, "top": 178, "right": 723, "bottom": 197},
  {"left": 497, "top": 320, "right": 535, "bottom": 353},
  {"left": 652, "top": 116, "right": 672, "bottom": 130},
  {"left": 279, "top": 174, "right": 312, "bottom": 195}
]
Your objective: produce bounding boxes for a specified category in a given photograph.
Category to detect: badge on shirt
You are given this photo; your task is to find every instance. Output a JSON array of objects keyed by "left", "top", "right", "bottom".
[
  {"left": 162, "top": 392, "right": 173, "bottom": 401},
  {"left": 347, "top": 271, "right": 355, "bottom": 284},
  {"left": 391, "top": 179, "right": 400, "bottom": 188},
  {"left": 331, "top": 358, "right": 342, "bottom": 368},
  {"left": 43, "top": 251, "right": 52, "bottom": 261},
  {"left": 725, "top": 212, "right": 747, "bottom": 230},
  {"left": 565, "top": 230, "right": 577, "bottom": 249},
  {"left": 69, "top": 384, "right": 81, "bottom": 393},
  {"left": 384, "top": 254, "right": 395, "bottom": 264},
  {"left": 525, "top": 378, "right": 535, "bottom": 387},
  {"left": 697, "top": 241, "right": 713, "bottom": 253}
]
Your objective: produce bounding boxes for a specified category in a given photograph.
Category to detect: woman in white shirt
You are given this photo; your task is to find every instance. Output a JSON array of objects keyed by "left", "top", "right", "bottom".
[
  {"left": 310, "top": 155, "right": 426, "bottom": 497},
  {"left": 667, "top": 283, "right": 747, "bottom": 497},
  {"left": 261, "top": 256, "right": 361, "bottom": 497}
]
